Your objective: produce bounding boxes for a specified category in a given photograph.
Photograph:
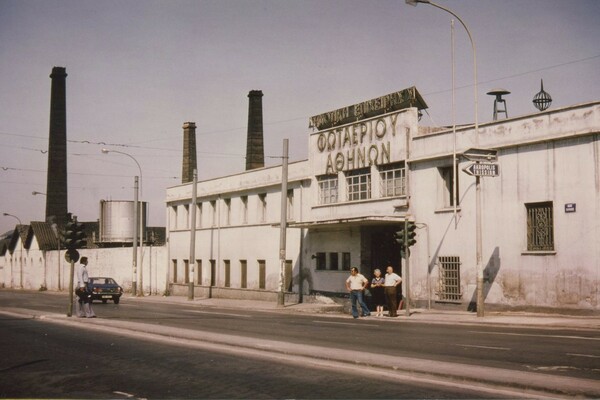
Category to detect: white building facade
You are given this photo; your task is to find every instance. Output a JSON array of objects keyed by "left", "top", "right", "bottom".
[{"left": 166, "top": 89, "right": 600, "bottom": 311}]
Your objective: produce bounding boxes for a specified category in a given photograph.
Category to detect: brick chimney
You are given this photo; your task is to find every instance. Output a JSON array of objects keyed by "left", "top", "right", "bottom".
[
  {"left": 245, "top": 90, "right": 265, "bottom": 170},
  {"left": 182, "top": 122, "right": 197, "bottom": 183},
  {"left": 46, "top": 66, "right": 68, "bottom": 226}
]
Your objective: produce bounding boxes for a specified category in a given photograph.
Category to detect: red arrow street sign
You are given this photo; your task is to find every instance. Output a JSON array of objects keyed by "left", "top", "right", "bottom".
[{"left": 463, "top": 162, "right": 499, "bottom": 177}]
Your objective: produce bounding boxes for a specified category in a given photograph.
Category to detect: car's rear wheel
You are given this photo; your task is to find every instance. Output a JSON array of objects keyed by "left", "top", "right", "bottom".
[{"left": 114, "top": 297, "right": 120, "bottom": 304}]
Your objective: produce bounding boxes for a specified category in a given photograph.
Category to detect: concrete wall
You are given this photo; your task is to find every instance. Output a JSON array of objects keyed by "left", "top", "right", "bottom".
[{"left": 1, "top": 243, "right": 167, "bottom": 295}]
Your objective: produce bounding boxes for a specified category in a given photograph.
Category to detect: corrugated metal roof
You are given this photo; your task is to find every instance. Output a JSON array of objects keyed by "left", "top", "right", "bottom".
[{"left": 30, "top": 221, "right": 60, "bottom": 251}]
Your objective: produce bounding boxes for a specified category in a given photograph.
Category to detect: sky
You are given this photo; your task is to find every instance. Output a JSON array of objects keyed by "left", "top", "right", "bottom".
[{"left": 1, "top": 0, "right": 599, "bottom": 234}]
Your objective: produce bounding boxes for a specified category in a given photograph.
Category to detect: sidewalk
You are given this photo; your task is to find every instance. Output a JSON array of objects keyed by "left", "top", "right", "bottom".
[{"left": 125, "top": 294, "right": 600, "bottom": 330}]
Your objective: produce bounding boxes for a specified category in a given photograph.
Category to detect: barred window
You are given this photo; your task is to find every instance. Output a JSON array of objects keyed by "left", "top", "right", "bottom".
[
  {"left": 380, "top": 162, "right": 406, "bottom": 197},
  {"left": 438, "top": 256, "right": 462, "bottom": 301},
  {"left": 318, "top": 175, "right": 338, "bottom": 205},
  {"left": 526, "top": 202, "right": 554, "bottom": 251},
  {"left": 346, "top": 168, "right": 371, "bottom": 201}
]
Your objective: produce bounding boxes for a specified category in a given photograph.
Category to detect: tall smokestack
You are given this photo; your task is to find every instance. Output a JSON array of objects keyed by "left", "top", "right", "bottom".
[
  {"left": 46, "top": 66, "right": 68, "bottom": 226},
  {"left": 182, "top": 122, "right": 197, "bottom": 184},
  {"left": 245, "top": 90, "right": 265, "bottom": 170}
]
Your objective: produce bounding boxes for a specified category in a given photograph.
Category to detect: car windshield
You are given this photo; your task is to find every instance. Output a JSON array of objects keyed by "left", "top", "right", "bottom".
[{"left": 90, "top": 278, "right": 117, "bottom": 285}]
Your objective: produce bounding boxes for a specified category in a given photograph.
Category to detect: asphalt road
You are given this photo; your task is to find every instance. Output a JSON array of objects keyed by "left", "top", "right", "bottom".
[
  {"left": 1, "top": 290, "right": 600, "bottom": 398},
  {"left": 0, "top": 314, "right": 503, "bottom": 399}
]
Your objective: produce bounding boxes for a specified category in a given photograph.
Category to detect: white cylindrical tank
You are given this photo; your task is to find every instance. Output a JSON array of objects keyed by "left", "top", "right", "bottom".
[{"left": 99, "top": 200, "right": 147, "bottom": 243}]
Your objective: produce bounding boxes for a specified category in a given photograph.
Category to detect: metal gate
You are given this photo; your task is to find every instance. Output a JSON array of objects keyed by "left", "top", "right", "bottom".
[{"left": 438, "top": 256, "right": 462, "bottom": 301}]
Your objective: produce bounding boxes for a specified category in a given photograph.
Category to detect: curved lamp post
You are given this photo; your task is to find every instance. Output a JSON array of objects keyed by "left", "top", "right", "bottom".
[
  {"left": 101, "top": 148, "right": 143, "bottom": 296},
  {"left": 406, "top": 0, "right": 484, "bottom": 317}
]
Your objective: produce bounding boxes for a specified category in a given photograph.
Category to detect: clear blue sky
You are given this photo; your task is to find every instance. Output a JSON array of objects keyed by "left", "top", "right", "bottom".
[{"left": 1, "top": 0, "right": 599, "bottom": 232}]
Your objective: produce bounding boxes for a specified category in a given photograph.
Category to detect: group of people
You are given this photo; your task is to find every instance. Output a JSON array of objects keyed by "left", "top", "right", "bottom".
[{"left": 345, "top": 266, "right": 402, "bottom": 319}]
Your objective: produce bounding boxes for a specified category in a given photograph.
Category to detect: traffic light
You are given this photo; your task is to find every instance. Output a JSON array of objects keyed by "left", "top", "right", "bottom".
[
  {"left": 73, "top": 221, "right": 86, "bottom": 248},
  {"left": 393, "top": 228, "right": 407, "bottom": 256},
  {"left": 63, "top": 217, "right": 86, "bottom": 249},
  {"left": 407, "top": 221, "right": 417, "bottom": 248}
]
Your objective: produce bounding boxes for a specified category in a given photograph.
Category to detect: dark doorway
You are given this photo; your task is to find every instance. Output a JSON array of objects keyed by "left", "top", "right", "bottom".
[{"left": 370, "top": 227, "right": 402, "bottom": 278}]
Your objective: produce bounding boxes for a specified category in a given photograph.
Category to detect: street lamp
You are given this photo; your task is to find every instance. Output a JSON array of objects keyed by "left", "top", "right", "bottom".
[
  {"left": 101, "top": 148, "right": 143, "bottom": 296},
  {"left": 3, "top": 212, "right": 23, "bottom": 288},
  {"left": 406, "top": 0, "right": 484, "bottom": 317}
]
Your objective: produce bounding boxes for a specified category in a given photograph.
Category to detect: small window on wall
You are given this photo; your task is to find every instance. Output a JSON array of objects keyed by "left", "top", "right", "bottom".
[
  {"left": 184, "top": 259, "right": 189, "bottom": 284},
  {"left": 259, "top": 194, "right": 267, "bottom": 223},
  {"left": 346, "top": 168, "right": 371, "bottom": 201},
  {"left": 318, "top": 175, "right": 338, "bottom": 205},
  {"left": 241, "top": 196, "right": 248, "bottom": 224},
  {"left": 329, "top": 252, "right": 339, "bottom": 271},
  {"left": 342, "top": 252, "right": 351, "bottom": 271},
  {"left": 196, "top": 259, "right": 202, "bottom": 285},
  {"left": 210, "top": 200, "right": 217, "bottom": 227},
  {"left": 380, "top": 162, "right": 406, "bottom": 197},
  {"left": 224, "top": 198, "right": 231, "bottom": 226},
  {"left": 315, "top": 252, "right": 326, "bottom": 270},
  {"left": 172, "top": 259, "right": 178, "bottom": 283},
  {"left": 526, "top": 202, "right": 554, "bottom": 251},
  {"left": 438, "top": 165, "right": 459, "bottom": 208},
  {"left": 196, "top": 203, "right": 202, "bottom": 228},
  {"left": 224, "top": 260, "right": 231, "bottom": 287},
  {"left": 170, "top": 206, "right": 177, "bottom": 230},
  {"left": 258, "top": 260, "right": 266, "bottom": 289}
]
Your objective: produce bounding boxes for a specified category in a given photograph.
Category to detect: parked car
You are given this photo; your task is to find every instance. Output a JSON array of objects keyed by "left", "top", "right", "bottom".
[{"left": 88, "top": 277, "right": 123, "bottom": 304}]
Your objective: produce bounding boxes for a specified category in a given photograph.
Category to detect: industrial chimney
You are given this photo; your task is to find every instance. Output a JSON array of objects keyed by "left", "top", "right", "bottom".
[
  {"left": 182, "top": 122, "right": 197, "bottom": 183},
  {"left": 46, "top": 66, "right": 68, "bottom": 227},
  {"left": 245, "top": 90, "right": 265, "bottom": 170}
]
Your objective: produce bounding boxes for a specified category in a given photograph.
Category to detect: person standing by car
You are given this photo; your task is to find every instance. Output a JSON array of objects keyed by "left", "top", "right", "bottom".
[
  {"left": 75, "top": 257, "right": 96, "bottom": 318},
  {"left": 384, "top": 265, "right": 402, "bottom": 317},
  {"left": 345, "top": 267, "right": 371, "bottom": 319}
]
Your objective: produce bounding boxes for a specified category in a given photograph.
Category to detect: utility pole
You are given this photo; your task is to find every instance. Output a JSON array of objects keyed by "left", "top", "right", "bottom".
[
  {"left": 132, "top": 176, "right": 138, "bottom": 296},
  {"left": 188, "top": 169, "right": 198, "bottom": 300},
  {"left": 277, "top": 139, "right": 289, "bottom": 307},
  {"left": 475, "top": 173, "right": 484, "bottom": 317}
]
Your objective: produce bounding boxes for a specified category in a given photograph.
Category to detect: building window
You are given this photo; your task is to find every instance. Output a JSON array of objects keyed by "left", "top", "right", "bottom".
[
  {"left": 170, "top": 206, "right": 177, "bottom": 230},
  {"left": 224, "top": 198, "right": 231, "bottom": 226},
  {"left": 259, "top": 194, "right": 267, "bottom": 223},
  {"left": 526, "top": 202, "right": 554, "bottom": 251},
  {"left": 329, "top": 252, "right": 339, "bottom": 271},
  {"left": 210, "top": 259, "right": 216, "bottom": 286},
  {"left": 287, "top": 189, "right": 294, "bottom": 221},
  {"left": 210, "top": 200, "right": 217, "bottom": 227},
  {"left": 258, "top": 260, "right": 266, "bottom": 289},
  {"left": 318, "top": 175, "right": 338, "bottom": 204},
  {"left": 346, "top": 168, "right": 371, "bottom": 201},
  {"left": 342, "top": 252, "right": 351, "bottom": 271},
  {"left": 241, "top": 196, "right": 248, "bottom": 224},
  {"left": 184, "top": 259, "right": 189, "bottom": 284},
  {"left": 380, "top": 162, "right": 406, "bottom": 197},
  {"left": 196, "top": 203, "right": 202, "bottom": 228},
  {"left": 172, "top": 259, "right": 178, "bottom": 283},
  {"left": 438, "top": 256, "right": 462, "bottom": 301},
  {"left": 315, "top": 252, "right": 326, "bottom": 270},
  {"left": 438, "top": 165, "right": 459, "bottom": 208},
  {"left": 240, "top": 260, "right": 247, "bottom": 289},
  {"left": 224, "top": 259, "right": 231, "bottom": 287},
  {"left": 196, "top": 259, "right": 202, "bottom": 285},
  {"left": 184, "top": 205, "right": 190, "bottom": 228},
  {"left": 285, "top": 260, "right": 293, "bottom": 292}
]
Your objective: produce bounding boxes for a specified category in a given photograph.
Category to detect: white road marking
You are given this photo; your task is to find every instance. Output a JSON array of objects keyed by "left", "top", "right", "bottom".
[
  {"left": 468, "top": 330, "right": 600, "bottom": 341},
  {"left": 456, "top": 344, "right": 510, "bottom": 351},
  {"left": 313, "top": 320, "right": 379, "bottom": 327},
  {"left": 113, "top": 391, "right": 134, "bottom": 398},
  {"left": 184, "top": 309, "right": 251, "bottom": 318},
  {"left": 567, "top": 353, "right": 600, "bottom": 359}
]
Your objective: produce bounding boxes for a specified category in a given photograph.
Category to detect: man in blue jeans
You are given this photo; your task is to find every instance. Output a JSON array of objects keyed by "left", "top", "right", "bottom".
[{"left": 345, "top": 267, "right": 371, "bottom": 319}]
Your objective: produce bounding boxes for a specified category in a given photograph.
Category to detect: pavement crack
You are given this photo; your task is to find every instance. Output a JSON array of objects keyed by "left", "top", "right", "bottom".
[{"left": 0, "top": 359, "right": 49, "bottom": 372}]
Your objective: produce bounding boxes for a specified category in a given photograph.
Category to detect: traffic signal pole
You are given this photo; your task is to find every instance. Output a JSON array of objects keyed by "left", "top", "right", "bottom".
[{"left": 403, "top": 218, "right": 410, "bottom": 317}]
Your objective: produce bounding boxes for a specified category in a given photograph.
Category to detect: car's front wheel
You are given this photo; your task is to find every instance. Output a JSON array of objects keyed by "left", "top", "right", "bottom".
[{"left": 114, "top": 297, "right": 120, "bottom": 304}]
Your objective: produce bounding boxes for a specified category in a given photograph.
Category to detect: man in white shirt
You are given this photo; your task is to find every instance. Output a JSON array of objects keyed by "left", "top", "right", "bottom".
[
  {"left": 345, "top": 267, "right": 371, "bottom": 319},
  {"left": 384, "top": 265, "right": 402, "bottom": 317},
  {"left": 75, "top": 257, "right": 96, "bottom": 318}
]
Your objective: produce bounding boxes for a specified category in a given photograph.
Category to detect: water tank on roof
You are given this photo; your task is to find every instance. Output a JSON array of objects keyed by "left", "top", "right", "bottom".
[{"left": 99, "top": 200, "right": 147, "bottom": 243}]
